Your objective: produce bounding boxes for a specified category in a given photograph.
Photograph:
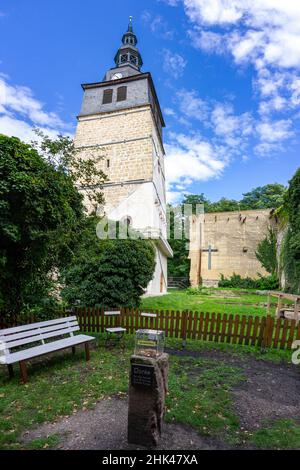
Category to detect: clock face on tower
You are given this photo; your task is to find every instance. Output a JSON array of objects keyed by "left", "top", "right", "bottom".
[{"left": 112, "top": 72, "right": 123, "bottom": 80}]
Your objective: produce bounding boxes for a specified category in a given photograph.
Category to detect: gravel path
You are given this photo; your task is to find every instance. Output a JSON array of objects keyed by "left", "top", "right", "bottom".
[{"left": 22, "top": 396, "right": 221, "bottom": 450}]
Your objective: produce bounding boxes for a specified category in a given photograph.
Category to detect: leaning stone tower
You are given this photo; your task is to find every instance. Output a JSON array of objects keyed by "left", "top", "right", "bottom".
[{"left": 74, "top": 18, "right": 173, "bottom": 295}]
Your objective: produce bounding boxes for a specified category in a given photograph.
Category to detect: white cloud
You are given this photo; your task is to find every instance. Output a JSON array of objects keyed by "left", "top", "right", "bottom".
[
  {"left": 159, "top": 0, "right": 180, "bottom": 6},
  {"left": 0, "top": 115, "right": 63, "bottom": 143},
  {"left": 211, "top": 103, "right": 253, "bottom": 147},
  {"left": 0, "top": 76, "right": 72, "bottom": 142},
  {"left": 0, "top": 115, "right": 37, "bottom": 142},
  {"left": 253, "top": 68, "right": 300, "bottom": 115},
  {"left": 0, "top": 76, "right": 66, "bottom": 128},
  {"left": 257, "top": 119, "right": 293, "bottom": 143},
  {"left": 290, "top": 78, "right": 300, "bottom": 107},
  {"left": 165, "top": 1, "right": 300, "bottom": 158},
  {"left": 182, "top": 1, "right": 300, "bottom": 72},
  {"left": 164, "top": 104, "right": 292, "bottom": 199},
  {"left": 255, "top": 118, "right": 294, "bottom": 155},
  {"left": 183, "top": 1, "right": 300, "bottom": 72},
  {"left": 176, "top": 88, "right": 208, "bottom": 120},
  {"left": 164, "top": 107, "right": 176, "bottom": 116},
  {"left": 174, "top": 89, "right": 254, "bottom": 148},
  {"left": 166, "top": 190, "right": 183, "bottom": 205},
  {"left": 165, "top": 132, "right": 229, "bottom": 202},
  {"left": 162, "top": 49, "right": 187, "bottom": 79},
  {"left": 188, "top": 30, "right": 225, "bottom": 54},
  {"left": 141, "top": 11, "right": 175, "bottom": 40},
  {"left": 184, "top": 0, "right": 244, "bottom": 25}
]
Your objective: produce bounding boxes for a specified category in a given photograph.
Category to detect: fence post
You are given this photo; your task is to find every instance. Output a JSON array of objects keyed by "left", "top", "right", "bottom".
[
  {"left": 261, "top": 315, "right": 273, "bottom": 352},
  {"left": 181, "top": 310, "right": 188, "bottom": 348}
]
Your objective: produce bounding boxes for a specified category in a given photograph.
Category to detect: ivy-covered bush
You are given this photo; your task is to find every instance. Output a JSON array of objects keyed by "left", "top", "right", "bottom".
[
  {"left": 255, "top": 228, "right": 278, "bottom": 275},
  {"left": 283, "top": 168, "right": 300, "bottom": 294}
]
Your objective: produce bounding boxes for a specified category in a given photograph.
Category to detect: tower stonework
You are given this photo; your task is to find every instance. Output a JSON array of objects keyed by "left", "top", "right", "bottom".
[{"left": 74, "top": 20, "right": 173, "bottom": 295}]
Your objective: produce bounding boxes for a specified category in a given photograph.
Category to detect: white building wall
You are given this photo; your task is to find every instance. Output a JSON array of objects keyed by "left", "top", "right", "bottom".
[
  {"left": 106, "top": 181, "right": 169, "bottom": 296},
  {"left": 146, "top": 246, "right": 168, "bottom": 296}
]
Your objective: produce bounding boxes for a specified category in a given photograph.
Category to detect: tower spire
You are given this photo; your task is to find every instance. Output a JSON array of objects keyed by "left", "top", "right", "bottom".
[
  {"left": 114, "top": 18, "right": 143, "bottom": 71},
  {"left": 128, "top": 16, "right": 133, "bottom": 32}
]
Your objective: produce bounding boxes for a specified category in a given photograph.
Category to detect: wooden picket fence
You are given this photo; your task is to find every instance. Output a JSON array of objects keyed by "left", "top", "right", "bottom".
[
  {"left": 1, "top": 309, "right": 300, "bottom": 350},
  {"left": 74, "top": 308, "right": 300, "bottom": 351}
]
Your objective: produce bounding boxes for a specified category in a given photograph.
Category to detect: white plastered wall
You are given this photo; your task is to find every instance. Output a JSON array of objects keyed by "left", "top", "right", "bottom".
[{"left": 106, "top": 182, "right": 168, "bottom": 296}]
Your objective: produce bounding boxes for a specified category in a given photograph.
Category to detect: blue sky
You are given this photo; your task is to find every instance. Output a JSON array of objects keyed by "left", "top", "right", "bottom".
[{"left": 0, "top": 0, "right": 299, "bottom": 203}]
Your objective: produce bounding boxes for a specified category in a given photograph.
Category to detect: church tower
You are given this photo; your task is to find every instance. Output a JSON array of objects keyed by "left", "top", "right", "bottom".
[{"left": 74, "top": 18, "right": 173, "bottom": 295}]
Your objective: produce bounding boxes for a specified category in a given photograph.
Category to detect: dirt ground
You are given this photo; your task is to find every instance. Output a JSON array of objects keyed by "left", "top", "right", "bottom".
[
  {"left": 21, "top": 349, "right": 300, "bottom": 450},
  {"left": 172, "top": 349, "right": 300, "bottom": 432},
  {"left": 22, "top": 397, "right": 220, "bottom": 450}
]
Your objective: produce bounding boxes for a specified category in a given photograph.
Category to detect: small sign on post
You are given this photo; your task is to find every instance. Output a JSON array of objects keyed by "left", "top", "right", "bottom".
[
  {"left": 128, "top": 329, "right": 168, "bottom": 447},
  {"left": 131, "top": 363, "right": 154, "bottom": 388}
]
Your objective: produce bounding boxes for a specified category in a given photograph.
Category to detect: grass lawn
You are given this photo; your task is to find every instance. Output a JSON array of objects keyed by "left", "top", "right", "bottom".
[
  {"left": 0, "top": 335, "right": 299, "bottom": 450},
  {"left": 141, "top": 288, "right": 279, "bottom": 317}
]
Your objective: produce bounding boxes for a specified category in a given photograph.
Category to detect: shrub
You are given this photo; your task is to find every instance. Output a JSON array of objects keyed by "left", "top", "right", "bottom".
[
  {"left": 218, "top": 273, "right": 279, "bottom": 290},
  {"left": 256, "top": 228, "right": 278, "bottom": 275},
  {"left": 61, "top": 217, "right": 156, "bottom": 308},
  {"left": 186, "top": 286, "right": 211, "bottom": 295}
]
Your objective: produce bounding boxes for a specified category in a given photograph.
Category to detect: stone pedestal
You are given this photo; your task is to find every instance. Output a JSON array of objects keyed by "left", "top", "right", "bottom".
[{"left": 128, "top": 353, "right": 169, "bottom": 447}]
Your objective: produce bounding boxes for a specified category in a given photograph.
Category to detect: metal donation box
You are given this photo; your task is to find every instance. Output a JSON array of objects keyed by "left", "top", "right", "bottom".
[{"left": 134, "top": 329, "right": 164, "bottom": 358}]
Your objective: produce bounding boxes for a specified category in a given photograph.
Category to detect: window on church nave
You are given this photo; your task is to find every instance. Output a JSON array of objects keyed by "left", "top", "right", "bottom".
[
  {"left": 117, "top": 86, "right": 127, "bottom": 102},
  {"left": 102, "top": 89, "right": 113, "bottom": 104},
  {"left": 121, "top": 216, "right": 132, "bottom": 228}
]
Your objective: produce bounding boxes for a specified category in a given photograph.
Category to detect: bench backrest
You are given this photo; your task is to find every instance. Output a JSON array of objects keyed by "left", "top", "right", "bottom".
[{"left": 0, "top": 316, "right": 79, "bottom": 356}]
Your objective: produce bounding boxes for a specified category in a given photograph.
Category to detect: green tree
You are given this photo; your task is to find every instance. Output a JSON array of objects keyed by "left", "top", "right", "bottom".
[
  {"left": 240, "top": 184, "right": 286, "bottom": 210},
  {"left": 61, "top": 217, "right": 156, "bottom": 308},
  {"left": 168, "top": 205, "right": 190, "bottom": 278},
  {"left": 283, "top": 169, "right": 300, "bottom": 293},
  {"left": 32, "top": 130, "right": 107, "bottom": 211},
  {"left": 255, "top": 228, "right": 278, "bottom": 275},
  {"left": 0, "top": 134, "right": 85, "bottom": 318},
  {"left": 182, "top": 193, "right": 210, "bottom": 213},
  {"left": 208, "top": 198, "right": 240, "bottom": 213}
]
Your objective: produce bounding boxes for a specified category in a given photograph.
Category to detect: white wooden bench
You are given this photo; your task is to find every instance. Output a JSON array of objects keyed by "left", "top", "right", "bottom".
[{"left": 0, "top": 316, "right": 95, "bottom": 383}]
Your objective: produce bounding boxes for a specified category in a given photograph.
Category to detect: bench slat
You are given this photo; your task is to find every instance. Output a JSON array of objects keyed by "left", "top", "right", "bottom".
[
  {"left": 106, "top": 327, "right": 126, "bottom": 333},
  {"left": 104, "top": 311, "right": 121, "bottom": 316},
  {"left": 0, "top": 317, "right": 77, "bottom": 336},
  {"left": 0, "top": 334, "right": 95, "bottom": 365},
  {"left": 4, "top": 326, "right": 80, "bottom": 349},
  {"left": 0, "top": 320, "right": 78, "bottom": 343}
]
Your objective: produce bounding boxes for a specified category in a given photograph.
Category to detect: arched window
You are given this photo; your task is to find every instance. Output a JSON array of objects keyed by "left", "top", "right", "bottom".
[{"left": 121, "top": 216, "right": 132, "bottom": 228}]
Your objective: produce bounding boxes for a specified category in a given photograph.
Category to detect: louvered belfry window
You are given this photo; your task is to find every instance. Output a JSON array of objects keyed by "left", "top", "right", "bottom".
[
  {"left": 102, "top": 89, "right": 113, "bottom": 104},
  {"left": 117, "top": 86, "right": 127, "bottom": 102}
]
